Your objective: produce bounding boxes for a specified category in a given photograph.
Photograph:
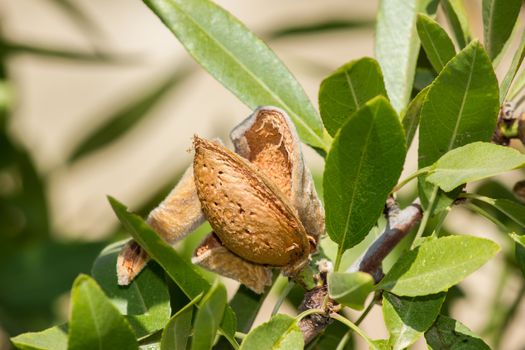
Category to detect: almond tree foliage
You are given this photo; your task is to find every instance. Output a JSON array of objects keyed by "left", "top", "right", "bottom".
[{"left": 6, "top": 0, "right": 525, "bottom": 349}]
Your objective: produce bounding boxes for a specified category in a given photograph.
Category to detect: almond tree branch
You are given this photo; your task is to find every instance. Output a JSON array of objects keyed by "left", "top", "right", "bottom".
[{"left": 298, "top": 197, "right": 423, "bottom": 343}]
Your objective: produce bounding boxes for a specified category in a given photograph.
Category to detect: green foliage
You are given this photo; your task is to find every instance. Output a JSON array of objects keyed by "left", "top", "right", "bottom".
[
  {"left": 418, "top": 41, "right": 499, "bottom": 168},
  {"left": 324, "top": 97, "right": 406, "bottom": 258},
  {"left": 319, "top": 58, "right": 386, "bottom": 136},
  {"left": 375, "top": 0, "right": 438, "bottom": 112},
  {"left": 401, "top": 86, "right": 428, "bottom": 148},
  {"left": 482, "top": 0, "right": 522, "bottom": 61},
  {"left": 107, "top": 197, "right": 237, "bottom": 341},
  {"left": 427, "top": 142, "right": 525, "bottom": 191},
  {"left": 499, "top": 29, "right": 525, "bottom": 103},
  {"left": 416, "top": 14, "right": 456, "bottom": 72},
  {"left": 91, "top": 241, "right": 171, "bottom": 337},
  {"left": 143, "top": 0, "right": 328, "bottom": 151},
  {"left": 382, "top": 292, "right": 445, "bottom": 350},
  {"left": 68, "top": 274, "right": 138, "bottom": 350},
  {"left": 11, "top": 325, "right": 68, "bottom": 350},
  {"left": 425, "top": 315, "right": 491, "bottom": 349},
  {"left": 191, "top": 281, "right": 227, "bottom": 350},
  {"left": 160, "top": 295, "right": 199, "bottom": 350},
  {"left": 378, "top": 236, "right": 500, "bottom": 296},
  {"left": 327, "top": 272, "right": 374, "bottom": 310},
  {"left": 440, "top": 0, "right": 472, "bottom": 49},
  {"left": 239, "top": 314, "right": 303, "bottom": 350}
]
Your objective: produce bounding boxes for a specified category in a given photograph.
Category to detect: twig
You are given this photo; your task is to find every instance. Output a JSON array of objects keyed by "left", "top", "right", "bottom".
[{"left": 298, "top": 198, "right": 423, "bottom": 343}]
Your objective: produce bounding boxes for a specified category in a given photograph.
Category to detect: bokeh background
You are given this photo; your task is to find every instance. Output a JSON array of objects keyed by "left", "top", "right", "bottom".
[{"left": 1, "top": 0, "right": 525, "bottom": 349}]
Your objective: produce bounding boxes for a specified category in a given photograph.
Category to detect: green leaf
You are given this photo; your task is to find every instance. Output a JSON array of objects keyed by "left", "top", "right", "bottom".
[
  {"left": 324, "top": 96, "right": 406, "bottom": 253},
  {"left": 382, "top": 292, "right": 445, "bottom": 350},
  {"left": 108, "top": 197, "right": 237, "bottom": 344},
  {"left": 327, "top": 272, "right": 375, "bottom": 310},
  {"left": 418, "top": 41, "right": 499, "bottom": 169},
  {"left": 160, "top": 294, "right": 201, "bottom": 350},
  {"left": 472, "top": 196, "right": 525, "bottom": 229},
  {"left": 190, "top": 281, "right": 227, "bottom": 350},
  {"left": 370, "top": 339, "right": 390, "bottom": 350},
  {"left": 441, "top": 0, "right": 472, "bottom": 49},
  {"left": 425, "top": 315, "right": 490, "bottom": 349},
  {"left": 375, "top": 0, "right": 438, "bottom": 112},
  {"left": 227, "top": 285, "right": 269, "bottom": 333},
  {"left": 91, "top": 241, "right": 171, "bottom": 338},
  {"left": 402, "top": 86, "right": 429, "bottom": 148},
  {"left": 239, "top": 314, "right": 303, "bottom": 350},
  {"left": 144, "top": 0, "right": 328, "bottom": 151},
  {"left": 319, "top": 58, "right": 387, "bottom": 136},
  {"left": 499, "top": 29, "right": 525, "bottom": 103},
  {"left": 70, "top": 69, "right": 190, "bottom": 161},
  {"left": 268, "top": 19, "right": 374, "bottom": 39},
  {"left": 510, "top": 233, "right": 525, "bottom": 248},
  {"left": 11, "top": 324, "right": 68, "bottom": 350},
  {"left": 426, "top": 142, "right": 525, "bottom": 192},
  {"left": 68, "top": 274, "right": 138, "bottom": 350},
  {"left": 416, "top": 14, "right": 456, "bottom": 72},
  {"left": 482, "top": 0, "right": 522, "bottom": 61},
  {"left": 378, "top": 236, "right": 499, "bottom": 296},
  {"left": 508, "top": 64, "right": 525, "bottom": 101}
]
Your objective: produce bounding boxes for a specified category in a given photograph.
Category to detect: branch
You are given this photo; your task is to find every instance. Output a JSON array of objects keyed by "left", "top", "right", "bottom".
[{"left": 298, "top": 198, "right": 423, "bottom": 343}]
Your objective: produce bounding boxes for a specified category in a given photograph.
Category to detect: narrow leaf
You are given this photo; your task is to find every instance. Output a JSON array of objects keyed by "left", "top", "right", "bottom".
[
  {"left": 239, "top": 314, "right": 303, "bottom": 350},
  {"left": 499, "top": 29, "right": 525, "bottom": 103},
  {"left": 475, "top": 197, "right": 525, "bottom": 229},
  {"left": 161, "top": 294, "right": 201, "bottom": 350},
  {"left": 426, "top": 142, "right": 525, "bottom": 192},
  {"left": 327, "top": 272, "right": 375, "bottom": 310},
  {"left": 319, "top": 58, "right": 386, "bottom": 136},
  {"left": 418, "top": 41, "right": 499, "bottom": 168},
  {"left": 191, "top": 282, "right": 227, "bottom": 350},
  {"left": 378, "top": 236, "right": 500, "bottom": 296},
  {"left": 482, "top": 0, "right": 522, "bottom": 61},
  {"left": 91, "top": 241, "right": 171, "bottom": 338},
  {"left": 383, "top": 292, "right": 445, "bottom": 350},
  {"left": 425, "top": 315, "right": 490, "bottom": 349},
  {"left": 416, "top": 14, "right": 456, "bottom": 72},
  {"left": 108, "top": 197, "right": 237, "bottom": 342},
  {"left": 144, "top": 0, "right": 327, "bottom": 150},
  {"left": 11, "top": 325, "right": 68, "bottom": 350},
  {"left": 375, "top": 0, "right": 438, "bottom": 112},
  {"left": 70, "top": 69, "right": 189, "bottom": 161},
  {"left": 228, "top": 285, "right": 268, "bottom": 333},
  {"left": 508, "top": 65, "right": 525, "bottom": 101},
  {"left": 68, "top": 274, "right": 138, "bottom": 350},
  {"left": 324, "top": 96, "right": 406, "bottom": 251},
  {"left": 441, "top": 0, "right": 472, "bottom": 49},
  {"left": 402, "top": 86, "right": 429, "bottom": 148}
]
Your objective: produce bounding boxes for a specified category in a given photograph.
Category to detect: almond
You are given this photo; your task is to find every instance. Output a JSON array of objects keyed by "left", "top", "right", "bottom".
[{"left": 193, "top": 136, "right": 310, "bottom": 269}]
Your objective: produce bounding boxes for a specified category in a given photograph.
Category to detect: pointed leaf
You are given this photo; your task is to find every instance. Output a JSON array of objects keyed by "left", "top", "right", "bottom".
[
  {"left": 499, "top": 29, "right": 525, "bottom": 103},
  {"left": 160, "top": 294, "right": 201, "bottom": 350},
  {"left": 91, "top": 241, "right": 171, "bottom": 338},
  {"left": 510, "top": 233, "right": 525, "bottom": 248},
  {"left": 108, "top": 197, "right": 237, "bottom": 343},
  {"left": 375, "top": 0, "right": 438, "bottom": 112},
  {"left": 319, "top": 58, "right": 387, "bottom": 136},
  {"left": 68, "top": 274, "right": 138, "bottom": 350},
  {"left": 426, "top": 142, "right": 525, "bottom": 191},
  {"left": 144, "top": 0, "right": 327, "bottom": 151},
  {"left": 416, "top": 14, "right": 456, "bottom": 72},
  {"left": 402, "top": 86, "right": 429, "bottom": 148},
  {"left": 324, "top": 96, "right": 406, "bottom": 251},
  {"left": 441, "top": 0, "right": 472, "bottom": 49},
  {"left": 378, "top": 236, "right": 500, "bottom": 296},
  {"left": 508, "top": 64, "right": 525, "bottom": 101},
  {"left": 239, "top": 314, "right": 303, "bottom": 350},
  {"left": 191, "top": 281, "right": 227, "bottom": 350},
  {"left": 327, "top": 272, "right": 375, "bottom": 310},
  {"left": 425, "top": 315, "right": 490, "bottom": 349},
  {"left": 418, "top": 41, "right": 499, "bottom": 168},
  {"left": 474, "top": 197, "right": 525, "bottom": 228},
  {"left": 383, "top": 292, "right": 445, "bottom": 350},
  {"left": 482, "top": 0, "right": 522, "bottom": 61},
  {"left": 11, "top": 325, "right": 68, "bottom": 350}
]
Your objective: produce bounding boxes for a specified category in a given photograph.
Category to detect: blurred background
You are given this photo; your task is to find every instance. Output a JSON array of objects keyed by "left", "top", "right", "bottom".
[{"left": 0, "top": 0, "right": 524, "bottom": 349}]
